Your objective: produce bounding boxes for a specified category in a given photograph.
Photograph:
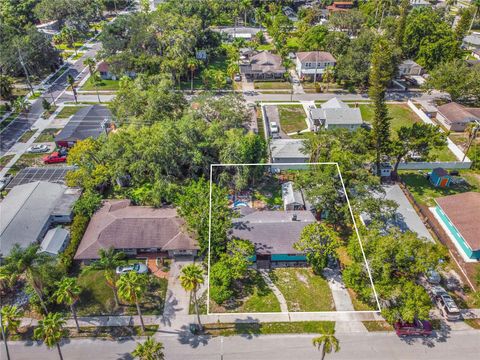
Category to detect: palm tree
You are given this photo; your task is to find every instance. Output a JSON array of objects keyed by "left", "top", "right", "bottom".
[
  {"left": 66, "top": 74, "right": 77, "bottom": 104},
  {"left": 179, "top": 264, "right": 204, "bottom": 330},
  {"left": 470, "top": 0, "right": 480, "bottom": 31},
  {"left": 34, "top": 313, "right": 66, "bottom": 360},
  {"left": 462, "top": 121, "right": 479, "bottom": 161},
  {"left": 323, "top": 66, "right": 334, "bottom": 93},
  {"left": 13, "top": 97, "right": 29, "bottom": 113},
  {"left": 1, "top": 305, "right": 23, "bottom": 360},
  {"left": 132, "top": 337, "right": 165, "bottom": 360},
  {"left": 312, "top": 332, "right": 340, "bottom": 360},
  {"left": 84, "top": 57, "right": 101, "bottom": 102},
  {"left": 117, "top": 272, "right": 148, "bottom": 332},
  {"left": 83, "top": 247, "right": 125, "bottom": 307},
  {"left": 54, "top": 277, "right": 82, "bottom": 332},
  {"left": 1, "top": 244, "right": 53, "bottom": 313},
  {"left": 187, "top": 58, "right": 199, "bottom": 94}
]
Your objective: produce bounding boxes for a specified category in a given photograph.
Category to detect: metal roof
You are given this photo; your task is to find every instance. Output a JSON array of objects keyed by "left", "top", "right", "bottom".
[
  {"left": 6, "top": 166, "right": 76, "bottom": 190},
  {"left": 40, "top": 227, "right": 69, "bottom": 255},
  {"left": 270, "top": 139, "right": 308, "bottom": 159}
]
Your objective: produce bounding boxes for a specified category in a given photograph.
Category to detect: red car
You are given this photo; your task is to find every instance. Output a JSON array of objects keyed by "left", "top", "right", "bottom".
[
  {"left": 43, "top": 152, "right": 67, "bottom": 164},
  {"left": 394, "top": 319, "right": 432, "bottom": 337}
]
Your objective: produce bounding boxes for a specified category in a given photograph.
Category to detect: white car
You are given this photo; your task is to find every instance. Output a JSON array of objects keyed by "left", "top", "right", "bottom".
[
  {"left": 27, "top": 144, "right": 49, "bottom": 153},
  {"left": 270, "top": 121, "right": 279, "bottom": 133},
  {"left": 234, "top": 74, "right": 242, "bottom": 81},
  {"left": 116, "top": 263, "right": 149, "bottom": 274}
]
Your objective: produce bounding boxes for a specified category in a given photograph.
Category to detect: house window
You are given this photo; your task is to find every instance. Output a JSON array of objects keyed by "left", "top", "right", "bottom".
[{"left": 305, "top": 62, "right": 312, "bottom": 68}]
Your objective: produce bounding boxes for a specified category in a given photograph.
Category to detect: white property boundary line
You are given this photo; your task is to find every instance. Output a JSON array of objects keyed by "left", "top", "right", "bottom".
[{"left": 206, "top": 162, "right": 382, "bottom": 316}]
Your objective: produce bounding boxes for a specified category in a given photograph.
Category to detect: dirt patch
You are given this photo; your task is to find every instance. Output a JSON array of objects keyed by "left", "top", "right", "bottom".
[{"left": 296, "top": 271, "right": 309, "bottom": 285}]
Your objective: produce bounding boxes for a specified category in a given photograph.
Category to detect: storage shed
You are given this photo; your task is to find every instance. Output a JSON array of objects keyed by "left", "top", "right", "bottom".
[{"left": 429, "top": 168, "right": 451, "bottom": 188}]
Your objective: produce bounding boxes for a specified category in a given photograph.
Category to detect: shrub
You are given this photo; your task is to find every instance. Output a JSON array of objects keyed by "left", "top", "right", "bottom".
[
  {"left": 59, "top": 215, "right": 90, "bottom": 271},
  {"left": 73, "top": 191, "right": 102, "bottom": 217}
]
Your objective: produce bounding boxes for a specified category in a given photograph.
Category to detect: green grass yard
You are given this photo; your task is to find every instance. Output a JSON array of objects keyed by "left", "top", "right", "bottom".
[
  {"left": 362, "top": 321, "right": 393, "bottom": 332},
  {"left": 277, "top": 105, "right": 307, "bottom": 134},
  {"left": 76, "top": 270, "right": 168, "bottom": 316},
  {"left": 203, "top": 321, "right": 335, "bottom": 336},
  {"left": 17, "top": 129, "right": 36, "bottom": 143},
  {"left": 358, "top": 103, "right": 421, "bottom": 134},
  {"left": 210, "top": 269, "right": 281, "bottom": 313},
  {"left": 270, "top": 268, "right": 335, "bottom": 312},
  {"left": 81, "top": 78, "right": 120, "bottom": 91},
  {"left": 35, "top": 128, "right": 60, "bottom": 143},
  {"left": 56, "top": 106, "right": 85, "bottom": 118},
  {"left": 399, "top": 170, "right": 480, "bottom": 207},
  {"left": 0, "top": 154, "right": 15, "bottom": 169},
  {"left": 254, "top": 81, "right": 292, "bottom": 90}
]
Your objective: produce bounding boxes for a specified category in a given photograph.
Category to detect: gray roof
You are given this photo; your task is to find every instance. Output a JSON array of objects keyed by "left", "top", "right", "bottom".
[
  {"left": 40, "top": 227, "right": 69, "bottom": 255},
  {"left": 55, "top": 105, "right": 111, "bottom": 143},
  {"left": 231, "top": 210, "right": 316, "bottom": 254},
  {"left": 0, "top": 181, "right": 78, "bottom": 257},
  {"left": 361, "top": 185, "right": 433, "bottom": 242},
  {"left": 463, "top": 34, "right": 480, "bottom": 46},
  {"left": 310, "top": 98, "right": 363, "bottom": 126},
  {"left": 270, "top": 139, "right": 308, "bottom": 159},
  {"left": 282, "top": 182, "right": 304, "bottom": 206}
]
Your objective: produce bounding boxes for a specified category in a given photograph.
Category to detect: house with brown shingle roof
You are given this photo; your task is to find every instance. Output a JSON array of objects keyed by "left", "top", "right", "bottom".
[
  {"left": 436, "top": 102, "right": 480, "bottom": 132},
  {"left": 74, "top": 200, "right": 198, "bottom": 261},
  {"left": 433, "top": 192, "right": 480, "bottom": 261},
  {"left": 295, "top": 51, "right": 336, "bottom": 81},
  {"left": 239, "top": 51, "right": 286, "bottom": 80}
]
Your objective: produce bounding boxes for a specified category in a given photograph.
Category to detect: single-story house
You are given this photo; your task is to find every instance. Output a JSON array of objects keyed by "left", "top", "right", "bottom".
[
  {"left": 40, "top": 227, "right": 70, "bottom": 256},
  {"left": 74, "top": 200, "right": 198, "bottom": 261},
  {"left": 462, "top": 34, "right": 480, "bottom": 51},
  {"left": 397, "top": 60, "right": 423, "bottom": 77},
  {"left": 0, "top": 181, "right": 80, "bottom": 258},
  {"left": 436, "top": 102, "right": 480, "bottom": 132},
  {"left": 97, "top": 61, "right": 136, "bottom": 80},
  {"left": 429, "top": 168, "right": 451, "bottom": 188},
  {"left": 308, "top": 97, "right": 363, "bottom": 131},
  {"left": 240, "top": 51, "right": 286, "bottom": 80},
  {"left": 269, "top": 139, "right": 309, "bottom": 170},
  {"left": 360, "top": 185, "right": 434, "bottom": 242},
  {"left": 371, "top": 162, "right": 393, "bottom": 178},
  {"left": 231, "top": 210, "right": 316, "bottom": 268},
  {"left": 282, "top": 182, "right": 306, "bottom": 211},
  {"left": 433, "top": 192, "right": 480, "bottom": 261},
  {"left": 55, "top": 105, "right": 112, "bottom": 148},
  {"left": 295, "top": 51, "right": 336, "bottom": 81}
]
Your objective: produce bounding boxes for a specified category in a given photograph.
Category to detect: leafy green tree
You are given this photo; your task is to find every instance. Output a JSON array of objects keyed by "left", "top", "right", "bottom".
[
  {"left": 395, "top": 0, "right": 410, "bottom": 49},
  {"left": 0, "top": 75, "right": 14, "bottom": 100},
  {"left": 0, "top": 244, "right": 54, "bottom": 313},
  {"left": 323, "top": 66, "right": 334, "bottom": 92},
  {"left": 180, "top": 264, "right": 205, "bottom": 329},
  {"left": 42, "top": 98, "right": 52, "bottom": 114},
  {"left": 324, "top": 32, "right": 350, "bottom": 58},
  {"left": 424, "top": 59, "right": 480, "bottom": 106},
  {"left": 187, "top": 58, "right": 199, "bottom": 93},
  {"left": 369, "top": 37, "right": 396, "bottom": 176},
  {"left": 73, "top": 191, "right": 102, "bottom": 217},
  {"left": 34, "top": 313, "right": 66, "bottom": 360},
  {"left": 299, "top": 25, "right": 328, "bottom": 51},
  {"left": 132, "top": 337, "right": 165, "bottom": 360},
  {"left": 53, "top": 277, "right": 82, "bottom": 332},
  {"left": 83, "top": 248, "right": 125, "bottom": 307},
  {"left": 294, "top": 223, "right": 340, "bottom": 274},
  {"left": 390, "top": 123, "right": 447, "bottom": 174},
  {"left": 117, "top": 271, "right": 148, "bottom": 332},
  {"left": 328, "top": 9, "right": 365, "bottom": 37},
  {"left": 0, "top": 0, "right": 39, "bottom": 28},
  {"left": 470, "top": 0, "right": 480, "bottom": 31},
  {"left": 13, "top": 97, "right": 29, "bottom": 113},
  {"left": 312, "top": 332, "right": 340, "bottom": 360},
  {"left": 455, "top": 8, "right": 474, "bottom": 41}
]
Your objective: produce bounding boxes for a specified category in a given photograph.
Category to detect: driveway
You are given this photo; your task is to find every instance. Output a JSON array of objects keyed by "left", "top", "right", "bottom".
[
  {"left": 264, "top": 105, "right": 289, "bottom": 139},
  {"left": 289, "top": 69, "right": 304, "bottom": 94},
  {"left": 162, "top": 256, "right": 194, "bottom": 328}
]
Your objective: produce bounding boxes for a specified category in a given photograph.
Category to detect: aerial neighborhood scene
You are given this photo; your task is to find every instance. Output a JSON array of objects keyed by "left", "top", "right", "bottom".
[{"left": 1, "top": 0, "right": 480, "bottom": 359}]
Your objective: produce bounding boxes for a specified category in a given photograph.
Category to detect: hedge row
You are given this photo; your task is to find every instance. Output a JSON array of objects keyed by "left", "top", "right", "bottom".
[{"left": 59, "top": 214, "right": 90, "bottom": 271}]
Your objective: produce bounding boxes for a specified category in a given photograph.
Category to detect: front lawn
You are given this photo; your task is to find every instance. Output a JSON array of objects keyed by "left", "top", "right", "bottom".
[
  {"left": 35, "top": 128, "right": 60, "bottom": 143},
  {"left": 209, "top": 269, "right": 281, "bottom": 313},
  {"left": 277, "top": 105, "right": 307, "bottom": 134},
  {"left": 270, "top": 268, "right": 335, "bottom": 312},
  {"left": 399, "top": 170, "right": 479, "bottom": 207},
  {"left": 76, "top": 270, "right": 168, "bottom": 316},
  {"left": 81, "top": 78, "right": 120, "bottom": 91},
  {"left": 362, "top": 321, "right": 393, "bottom": 332},
  {"left": 203, "top": 321, "right": 335, "bottom": 336},
  {"left": 56, "top": 106, "right": 85, "bottom": 118},
  {"left": 0, "top": 154, "right": 15, "bottom": 169},
  {"left": 254, "top": 81, "right": 292, "bottom": 90}
]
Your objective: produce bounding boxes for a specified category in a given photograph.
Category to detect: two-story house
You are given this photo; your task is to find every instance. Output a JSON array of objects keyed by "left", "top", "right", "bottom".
[{"left": 295, "top": 51, "right": 336, "bottom": 81}]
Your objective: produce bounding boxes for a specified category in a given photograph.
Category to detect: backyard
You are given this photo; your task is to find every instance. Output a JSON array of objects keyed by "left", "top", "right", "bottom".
[
  {"left": 277, "top": 105, "right": 307, "bottom": 134},
  {"left": 270, "top": 268, "right": 335, "bottom": 312},
  {"left": 399, "top": 170, "right": 480, "bottom": 207},
  {"left": 209, "top": 269, "right": 281, "bottom": 313},
  {"left": 76, "top": 269, "right": 168, "bottom": 316}
]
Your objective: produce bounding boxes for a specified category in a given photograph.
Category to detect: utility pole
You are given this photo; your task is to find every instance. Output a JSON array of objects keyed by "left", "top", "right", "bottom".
[
  {"left": 313, "top": 51, "right": 318, "bottom": 86},
  {"left": 17, "top": 47, "right": 34, "bottom": 95},
  {"left": 0, "top": 310, "right": 11, "bottom": 360}
]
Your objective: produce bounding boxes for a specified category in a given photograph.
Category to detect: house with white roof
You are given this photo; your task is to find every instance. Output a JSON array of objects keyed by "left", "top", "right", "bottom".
[{"left": 308, "top": 97, "right": 363, "bottom": 131}]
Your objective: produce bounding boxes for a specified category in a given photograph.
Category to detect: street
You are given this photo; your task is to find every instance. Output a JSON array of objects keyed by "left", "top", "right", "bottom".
[{"left": 2, "top": 329, "right": 480, "bottom": 360}]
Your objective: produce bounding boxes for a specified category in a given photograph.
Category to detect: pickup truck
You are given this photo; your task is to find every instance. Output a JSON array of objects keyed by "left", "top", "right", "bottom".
[{"left": 43, "top": 152, "right": 67, "bottom": 164}]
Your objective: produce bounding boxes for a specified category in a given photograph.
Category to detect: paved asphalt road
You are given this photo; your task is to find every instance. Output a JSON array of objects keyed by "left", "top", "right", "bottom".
[
  {"left": 2, "top": 330, "right": 479, "bottom": 360},
  {"left": 0, "top": 43, "right": 100, "bottom": 156}
]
